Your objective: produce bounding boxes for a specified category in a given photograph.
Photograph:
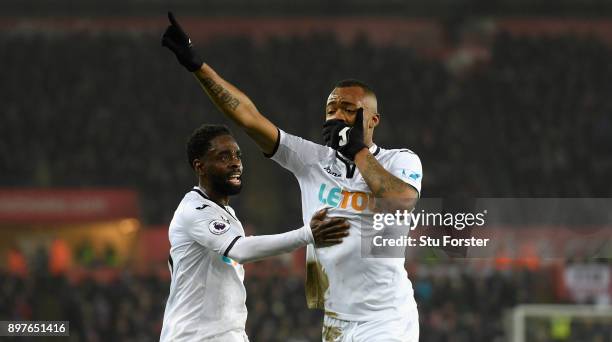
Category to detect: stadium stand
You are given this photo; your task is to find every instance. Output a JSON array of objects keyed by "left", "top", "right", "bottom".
[{"left": 1, "top": 28, "right": 611, "bottom": 341}]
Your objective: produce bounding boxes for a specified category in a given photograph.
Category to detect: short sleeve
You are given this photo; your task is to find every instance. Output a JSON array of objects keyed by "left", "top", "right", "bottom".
[
  {"left": 269, "top": 129, "right": 329, "bottom": 176},
  {"left": 389, "top": 150, "right": 423, "bottom": 196},
  {"left": 183, "top": 206, "right": 242, "bottom": 256}
]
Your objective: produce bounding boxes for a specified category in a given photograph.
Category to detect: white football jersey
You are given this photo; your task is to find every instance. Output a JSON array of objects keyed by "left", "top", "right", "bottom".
[
  {"left": 160, "top": 187, "right": 247, "bottom": 341},
  {"left": 271, "top": 130, "right": 423, "bottom": 322}
]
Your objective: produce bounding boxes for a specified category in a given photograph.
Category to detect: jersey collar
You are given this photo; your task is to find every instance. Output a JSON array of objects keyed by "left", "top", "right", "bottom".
[
  {"left": 191, "top": 186, "right": 237, "bottom": 220},
  {"left": 369, "top": 143, "right": 381, "bottom": 156},
  {"left": 193, "top": 186, "right": 210, "bottom": 200}
]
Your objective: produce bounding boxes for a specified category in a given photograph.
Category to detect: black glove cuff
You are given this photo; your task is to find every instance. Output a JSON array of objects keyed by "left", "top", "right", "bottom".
[
  {"left": 341, "top": 139, "right": 367, "bottom": 161},
  {"left": 182, "top": 50, "right": 203, "bottom": 72}
]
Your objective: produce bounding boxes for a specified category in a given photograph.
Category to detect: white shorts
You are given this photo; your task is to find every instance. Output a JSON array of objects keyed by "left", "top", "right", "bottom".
[
  {"left": 205, "top": 329, "right": 249, "bottom": 342},
  {"left": 322, "top": 313, "right": 419, "bottom": 342}
]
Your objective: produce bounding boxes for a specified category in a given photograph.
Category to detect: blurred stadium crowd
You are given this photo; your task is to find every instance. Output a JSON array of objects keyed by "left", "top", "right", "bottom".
[
  {"left": 1, "top": 30, "right": 611, "bottom": 227},
  {"left": 1, "top": 28, "right": 611, "bottom": 341},
  {"left": 5, "top": 257, "right": 608, "bottom": 342}
]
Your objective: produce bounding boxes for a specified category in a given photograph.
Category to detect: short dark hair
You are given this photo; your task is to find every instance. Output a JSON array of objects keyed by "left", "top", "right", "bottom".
[
  {"left": 334, "top": 79, "right": 376, "bottom": 97},
  {"left": 186, "top": 124, "right": 232, "bottom": 169}
]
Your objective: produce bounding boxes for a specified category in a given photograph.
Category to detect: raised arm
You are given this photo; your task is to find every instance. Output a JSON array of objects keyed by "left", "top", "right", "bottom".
[
  {"left": 193, "top": 65, "right": 278, "bottom": 154},
  {"left": 161, "top": 12, "right": 278, "bottom": 154}
]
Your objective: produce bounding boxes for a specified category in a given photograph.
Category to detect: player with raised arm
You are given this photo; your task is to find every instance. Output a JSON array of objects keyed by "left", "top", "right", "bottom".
[
  {"left": 162, "top": 12, "right": 423, "bottom": 341},
  {"left": 160, "top": 125, "right": 349, "bottom": 342}
]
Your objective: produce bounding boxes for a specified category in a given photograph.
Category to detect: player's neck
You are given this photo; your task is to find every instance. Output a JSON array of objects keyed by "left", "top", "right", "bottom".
[
  {"left": 198, "top": 184, "right": 229, "bottom": 206},
  {"left": 365, "top": 135, "right": 374, "bottom": 147}
]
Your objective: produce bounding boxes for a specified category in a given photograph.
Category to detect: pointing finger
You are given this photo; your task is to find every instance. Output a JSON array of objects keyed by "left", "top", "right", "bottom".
[{"left": 168, "top": 11, "right": 183, "bottom": 31}]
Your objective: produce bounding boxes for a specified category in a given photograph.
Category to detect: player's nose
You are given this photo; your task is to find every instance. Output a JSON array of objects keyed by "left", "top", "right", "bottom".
[
  {"left": 328, "top": 110, "right": 349, "bottom": 123},
  {"left": 228, "top": 158, "right": 241, "bottom": 169}
]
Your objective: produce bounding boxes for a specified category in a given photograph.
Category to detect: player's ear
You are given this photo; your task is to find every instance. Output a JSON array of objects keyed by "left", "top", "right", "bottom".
[
  {"left": 193, "top": 158, "right": 206, "bottom": 176},
  {"left": 370, "top": 112, "right": 380, "bottom": 129}
]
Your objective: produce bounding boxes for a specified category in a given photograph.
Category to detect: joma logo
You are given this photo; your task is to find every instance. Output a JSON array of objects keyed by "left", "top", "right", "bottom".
[{"left": 323, "top": 166, "right": 341, "bottom": 177}]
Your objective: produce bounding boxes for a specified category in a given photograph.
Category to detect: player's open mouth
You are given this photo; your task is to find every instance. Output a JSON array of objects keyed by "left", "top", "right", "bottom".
[{"left": 227, "top": 173, "right": 242, "bottom": 186}]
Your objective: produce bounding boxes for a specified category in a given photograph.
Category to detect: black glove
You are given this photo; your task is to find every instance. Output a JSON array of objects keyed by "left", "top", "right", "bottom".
[
  {"left": 322, "top": 119, "right": 346, "bottom": 147},
  {"left": 322, "top": 108, "right": 367, "bottom": 160},
  {"left": 161, "top": 12, "right": 203, "bottom": 72}
]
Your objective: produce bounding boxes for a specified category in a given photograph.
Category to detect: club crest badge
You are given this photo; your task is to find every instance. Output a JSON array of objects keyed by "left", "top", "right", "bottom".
[{"left": 209, "top": 220, "right": 230, "bottom": 235}]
